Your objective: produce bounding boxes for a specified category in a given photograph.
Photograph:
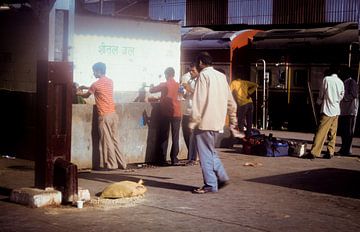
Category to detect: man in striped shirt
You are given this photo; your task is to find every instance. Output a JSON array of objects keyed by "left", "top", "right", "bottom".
[{"left": 77, "top": 62, "right": 127, "bottom": 170}]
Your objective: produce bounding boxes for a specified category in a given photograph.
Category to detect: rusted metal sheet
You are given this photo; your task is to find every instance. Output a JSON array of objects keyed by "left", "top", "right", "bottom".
[
  {"left": 36, "top": 61, "right": 73, "bottom": 189},
  {"left": 186, "top": 0, "right": 227, "bottom": 26},
  {"left": 273, "top": 0, "right": 325, "bottom": 24},
  {"left": 273, "top": 0, "right": 358, "bottom": 25},
  {"left": 54, "top": 158, "right": 78, "bottom": 203},
  {"left": 148, "top": 0, "right": 359, "bottom": 26}
]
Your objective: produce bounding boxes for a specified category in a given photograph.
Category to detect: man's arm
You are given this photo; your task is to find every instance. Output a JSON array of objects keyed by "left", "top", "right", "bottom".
[
  {"left": 247, "top": 81, "right": 259, "bottom": 95},
  {"left": 316, "top": 79, "right": 325, "bottom": 105},
  {"left": 149, "top": 83, "right": 164, "bottom": 93},
  {"left": 227, "top": 87, "right": 238, "bottom": 127},
  {"left": 227, "top": 86, "right": 244, "bottom": 138},
  {"left": 347, "top": 79, "right": 358, "bottom": 100}
]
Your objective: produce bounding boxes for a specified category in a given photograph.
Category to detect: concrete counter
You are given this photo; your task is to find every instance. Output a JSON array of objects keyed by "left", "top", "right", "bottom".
[{"left": 71, "top": 103, "right": 187, "bottom": 169}]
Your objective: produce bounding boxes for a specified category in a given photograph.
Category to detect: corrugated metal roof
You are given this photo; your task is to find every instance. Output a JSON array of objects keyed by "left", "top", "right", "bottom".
[{"left": 253, "top": 22, "right": 358, "bottom": 49}]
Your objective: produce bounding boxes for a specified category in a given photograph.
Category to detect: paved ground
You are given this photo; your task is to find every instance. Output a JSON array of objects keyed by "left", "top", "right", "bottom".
[{"left": 0, "top": 131, "right": 360, "bottom": 232}]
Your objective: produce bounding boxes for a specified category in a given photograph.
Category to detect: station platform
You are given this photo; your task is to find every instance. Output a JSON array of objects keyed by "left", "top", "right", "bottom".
[{"left": 0, "top": 130, "right": 359, "bottom": 232}]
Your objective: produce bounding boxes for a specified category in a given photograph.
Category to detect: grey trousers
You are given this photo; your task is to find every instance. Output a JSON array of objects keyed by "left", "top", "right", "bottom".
[
  {"left": 98, "top": 112, "right": 127, "bottom": 169},
  {"left": 194, "top": 129, "right": 229, "bottom": 192}
]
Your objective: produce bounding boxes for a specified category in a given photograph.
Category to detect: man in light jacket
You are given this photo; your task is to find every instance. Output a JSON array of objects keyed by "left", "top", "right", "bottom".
[{"left": 190, "top": 52, "right": 243, "bottom": 194}]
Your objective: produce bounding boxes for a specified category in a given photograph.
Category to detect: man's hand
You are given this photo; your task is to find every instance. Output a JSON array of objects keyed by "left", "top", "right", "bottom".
[
  {"left": 183, "top": 83, "right": 192, "bottom": 93},
  {"left": 76, "top": 88, "right": 91, "bottom": 98},
  {"left": 229, "top": 125, "right": 245, "bottom": 138}
]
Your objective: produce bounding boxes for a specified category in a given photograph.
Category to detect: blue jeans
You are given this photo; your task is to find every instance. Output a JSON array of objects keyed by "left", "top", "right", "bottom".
[
  {"left": 182, "top": 115, "right": 197, "bottom": 161},
  {"left": 188, "top": 132, "right": 197, "bottom": 161},
  {"left": 194, "top": 129, "right": 229, "bottom": 192}
]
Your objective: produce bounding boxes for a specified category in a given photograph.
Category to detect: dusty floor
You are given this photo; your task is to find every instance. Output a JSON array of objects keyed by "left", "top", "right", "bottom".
[{"left": 0, "top": 130, "right": 360, "bottom": 232}]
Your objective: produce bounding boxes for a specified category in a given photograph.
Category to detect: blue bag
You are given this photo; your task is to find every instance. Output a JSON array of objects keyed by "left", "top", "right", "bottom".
[{"left": 266, "top": 140, "right": 289, "bottom": 157}]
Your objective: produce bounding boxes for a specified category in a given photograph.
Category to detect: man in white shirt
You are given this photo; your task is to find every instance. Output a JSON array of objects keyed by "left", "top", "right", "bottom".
[
  {"left": 190, "top": 52, "right": 242, "bottom": 193},
  {"left": 306, "top": 67, "right": 344, "bottom": 159},
  {"left": 180, "top": 63, "right": 199, "bottom": 164}
]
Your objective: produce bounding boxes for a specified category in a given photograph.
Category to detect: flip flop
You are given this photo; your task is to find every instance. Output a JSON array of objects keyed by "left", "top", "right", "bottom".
[{"left": 192, "top": 187, "right": 215, "bottom": 194}]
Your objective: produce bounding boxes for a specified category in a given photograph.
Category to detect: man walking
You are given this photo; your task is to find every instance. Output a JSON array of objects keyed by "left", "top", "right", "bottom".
[
  {"left": 190, "top": 52, "right": 242, "bottom": 194},
  {"left": 77, "top": 62, "right": 127, "bottom": 170}
]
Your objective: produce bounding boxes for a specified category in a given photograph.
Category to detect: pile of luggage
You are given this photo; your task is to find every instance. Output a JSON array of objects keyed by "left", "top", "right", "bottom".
[{"left": 241, "top": 130, "right": 307, "bottom": 157}]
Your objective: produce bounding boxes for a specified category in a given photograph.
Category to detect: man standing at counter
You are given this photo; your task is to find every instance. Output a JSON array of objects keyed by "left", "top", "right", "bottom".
[
  {"left": 77, "top": 62, "right": 127, "bottom": 170},
  {"left": 150, "top": 67, "right": 182, "bottom": 166}
]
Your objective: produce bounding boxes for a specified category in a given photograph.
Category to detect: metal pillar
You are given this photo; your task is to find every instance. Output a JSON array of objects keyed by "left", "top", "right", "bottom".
[{"left": 256, "top": 59, "right": 268, "bottom": 130}]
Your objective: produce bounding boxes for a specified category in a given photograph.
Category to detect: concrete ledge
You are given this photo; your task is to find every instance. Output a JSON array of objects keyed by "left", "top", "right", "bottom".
[
  {"left": 10, "top": 187, "right": 62, "bottom": 208},
  {"left": 71, "top": 103, "right": 233, "bottom": 169},
  {"left": 71, "top": 103, "right": 188, "bottom": 169}
]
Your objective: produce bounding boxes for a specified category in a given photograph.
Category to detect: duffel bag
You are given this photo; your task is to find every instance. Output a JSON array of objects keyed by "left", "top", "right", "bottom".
[{"left": 266, "top": 140, "right": 289, "bottom": 157}]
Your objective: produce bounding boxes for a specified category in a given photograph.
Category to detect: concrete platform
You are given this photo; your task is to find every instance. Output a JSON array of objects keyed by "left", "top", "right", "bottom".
[{"left": 0, "top": 130, "right": 360, "bottom": 232}]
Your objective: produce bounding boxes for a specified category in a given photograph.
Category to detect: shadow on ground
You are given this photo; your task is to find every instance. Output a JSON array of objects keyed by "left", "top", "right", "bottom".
[
  {"left": 246, "top": 168, "right": 360, "bottom": 199},
  {"left": 0, "top": 187, "right": 12, "bottom": 196}
]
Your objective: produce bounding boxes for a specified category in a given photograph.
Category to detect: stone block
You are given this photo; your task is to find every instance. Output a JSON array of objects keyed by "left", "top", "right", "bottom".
[{"left": 10, "top": 187, "right": 62, "bottom": 208}]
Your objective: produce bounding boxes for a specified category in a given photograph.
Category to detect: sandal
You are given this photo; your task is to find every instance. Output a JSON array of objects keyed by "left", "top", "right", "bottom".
[
  {"left": 186, "top": 160, "right": 199, "bottom": 166},
  {"left": 192, "top": 187, "right": 215, "bottom": 194}
]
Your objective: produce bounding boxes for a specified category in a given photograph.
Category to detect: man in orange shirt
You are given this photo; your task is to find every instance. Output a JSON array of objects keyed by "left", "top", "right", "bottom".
[
  {"left": 77, "top": 62, "right": 127, "bottom": 170},
  {"left": 150, "top": 67, "right": 182, "bottom": 166}
]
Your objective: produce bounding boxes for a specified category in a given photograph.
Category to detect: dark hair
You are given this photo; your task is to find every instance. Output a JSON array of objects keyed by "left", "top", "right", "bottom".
[
  {"left": 164, "top": 67, "right": 175, "bottom": 77},
  {"left": 92, "top": 62, "right": 106, "bottom": 75},
  {"left": 339, "top": 66, "right": 353, "bottom": 80},
  {"left": 328, "top": 65, "right": 339, "bottom": 76},
  {"left": 189, "top": 62, "right": 196, "bottom": 68},
  {"left": 195, "top": 52, "right": 212, "bottom": 66}
]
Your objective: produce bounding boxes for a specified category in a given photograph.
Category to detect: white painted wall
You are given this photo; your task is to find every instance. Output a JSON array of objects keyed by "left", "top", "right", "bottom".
[{"left": 73, "top": 15, "right": 181, "bottom": 94}]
